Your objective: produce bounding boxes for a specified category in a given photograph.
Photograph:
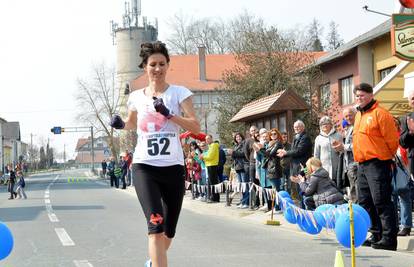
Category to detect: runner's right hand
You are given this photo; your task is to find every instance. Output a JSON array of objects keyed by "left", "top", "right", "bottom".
[{"left": 110, "top": 115, "right": 125, "bottom": 129}]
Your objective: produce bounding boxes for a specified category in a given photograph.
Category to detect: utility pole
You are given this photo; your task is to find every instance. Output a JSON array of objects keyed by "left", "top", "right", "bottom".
[{"left": 90, "top": 126, "right": 95, "bottom": 173}]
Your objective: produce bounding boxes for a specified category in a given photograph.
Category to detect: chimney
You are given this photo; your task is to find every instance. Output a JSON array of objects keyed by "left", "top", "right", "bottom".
[{"left": 198, "top": 46, "right": 206, "bottom": 81}]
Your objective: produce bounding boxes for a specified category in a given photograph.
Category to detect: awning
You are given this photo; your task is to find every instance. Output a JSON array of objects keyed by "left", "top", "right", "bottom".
[
  {"left": 373, "top": 60, "right": 414, "bottom": 116},
  {"left": 229, "top": 89, "right": 309, "bottom": 123}
]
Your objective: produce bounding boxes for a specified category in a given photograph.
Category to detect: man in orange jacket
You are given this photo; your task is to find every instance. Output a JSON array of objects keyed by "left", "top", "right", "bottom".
[{"left": 353, "top": 83, "right": 398, "bottom": 251}]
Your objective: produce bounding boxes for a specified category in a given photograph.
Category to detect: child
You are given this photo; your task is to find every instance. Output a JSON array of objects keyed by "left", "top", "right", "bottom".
[{"left": 16, "top": 171, "right": 27, "bottom": 199}]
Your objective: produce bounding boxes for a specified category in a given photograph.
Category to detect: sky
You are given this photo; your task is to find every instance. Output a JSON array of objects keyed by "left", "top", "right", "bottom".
[{"left": 0, "top": 0, "right": 400, "bottom": 160}]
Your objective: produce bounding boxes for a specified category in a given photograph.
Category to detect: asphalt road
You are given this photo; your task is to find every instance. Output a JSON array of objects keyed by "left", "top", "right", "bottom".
[{"left": 0, "top": 169, "right": 413, "bottom": 267}]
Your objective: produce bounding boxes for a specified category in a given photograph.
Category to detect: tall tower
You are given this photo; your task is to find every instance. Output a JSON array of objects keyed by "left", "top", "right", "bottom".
[{"left": 111, "top": 0, "right": 158, "bottom": 152}]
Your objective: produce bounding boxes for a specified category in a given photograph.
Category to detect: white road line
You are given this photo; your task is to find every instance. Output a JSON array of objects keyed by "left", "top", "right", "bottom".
[
  {"left": 48, "top": 213, "right": 59, "bottom": 222},
  {"left": 55, "top": 228, "right": 75, "bottom": 246},
  {"left": 45, "top": 199, "right": 51, "bottom": 204},
  {"left": 73, "top": 260, "right": 94, "bottom": 267}
]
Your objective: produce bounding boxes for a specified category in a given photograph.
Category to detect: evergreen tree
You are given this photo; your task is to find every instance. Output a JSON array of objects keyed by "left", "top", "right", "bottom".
[{"left": 326, "top": 21, "right": 344, "bottom": 51}]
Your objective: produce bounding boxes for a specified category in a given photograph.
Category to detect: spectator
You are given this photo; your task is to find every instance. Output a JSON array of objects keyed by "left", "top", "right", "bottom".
[
  {"left": 314, "top": 116, "right": 342, "bottom": 187},
  {"left": 107, "top": 157, "right": 118, "bottom": 188},
  {"left": 263, "top": 128, "right": 284, "bottom": 210},
  {"left": 353, "top": 83, "right": 398, "bottom": 251},
  {"left": 15, "top": 170, "right": 27, "bottom": 199},
  {"left": 397, "top": 89, "right": 414, "bottom": 237},
  {"left": 277, "top": 120, "right": 313, "bottom": 205},
  {"left": 123, "top": 150, "right": 133, "bottom": 186},
  {"left": 200, "top": 134, "right": 220, "bottom": 202},
  {"left": 7, "top": 165, "right": 17, "bottom": 200},
  {"left": 186, "top": 141, "right": 202, "bottom": 199},
  {"left": 194, "top": 141, "right": 208, "bottom": 201},
  {"left": 101, "top": 159, "right": 107, "bottom": 178},
  {"left": 332, "top": 107, "right": 358, "bottom": 201},
  {"left": 244, "top": 126, "right": 259, "bottom": 209},
  {"left": 216, "top": 141, "right": 227, "bottom": 182},
  {"left": 255, "top": 128, "right": 273, "bottom": 212},
  {"left": 230, "top": 132, "right": 249, "bottom": 208},
  {"left": 119, "top": 156, "right": 127, "bottom": 189},
  {"left": 280, "top": 132, "right": 292, "bottom": 193},
  {"left": 291, "top": 157, "right": 343, "bottom": 210}
]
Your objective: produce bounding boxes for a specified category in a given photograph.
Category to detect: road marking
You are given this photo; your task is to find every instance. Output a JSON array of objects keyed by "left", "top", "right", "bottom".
[
  {"left": 55, "top": 228, "right": 75, "bottom": 246},
  {"left": 48, "top": 213, "right": 59, "bottom": 222},
  {"left": 73, "top": 260, "right": 94, "bottom": 267},
  {"left": 45, "top": 199, "right": 51, "bottom": 204}
]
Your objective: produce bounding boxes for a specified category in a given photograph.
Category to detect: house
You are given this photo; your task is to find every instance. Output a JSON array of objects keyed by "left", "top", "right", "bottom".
[
  {"left": 74, "top": 136, "right": 115, "bottom": 168},
  {"left": 312, "top": 18, "right": 414, "bottom": 121},
  {"left": 0, "top": 119, "right": 26, "bottom": 172}
]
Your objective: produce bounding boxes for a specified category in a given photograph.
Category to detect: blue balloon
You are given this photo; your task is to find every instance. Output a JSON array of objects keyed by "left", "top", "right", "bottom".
[
  {"left": 278, "top": 191, "right": 291, "bottom": 199},
  {"left": 278, "top": 197, "right": 294, "bottom": 210},
  {"left": 315, "top": 205, "right": 336, "bottom": 229},
  {"left": 0, "top": 222, "right": 13, "bottom": 260},
  {"left": 298, "top": 212, "right": 322, "bottom": 235},
  {"left": 335, "top": 212, "right": 368, "bottom": 248},
  {"left": 313, "top": 211, "right": 325, "bottom": 227},
  {"left": 339, "top": 204, "right": 371, "bottom": 228},
  {"left": 284, "top": 206, "right": 297, "bottom": 224},
  {"left": 315, "top": 204, "right": 335, "bottom": 213}
]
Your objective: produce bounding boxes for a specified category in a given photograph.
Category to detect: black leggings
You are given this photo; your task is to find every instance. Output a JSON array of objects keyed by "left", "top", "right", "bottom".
[{"left": 132, "top": 163, "right": 185, "bottom": 238}]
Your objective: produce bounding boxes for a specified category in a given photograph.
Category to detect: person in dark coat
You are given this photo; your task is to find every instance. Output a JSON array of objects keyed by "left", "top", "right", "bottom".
[
  {"left": 277, "top": 120, "right": 313, "bottom": 206},
  {"left": 107, "top": 157, "right": 118, "bottom": 188},
  {"left": 7, "top": 165, "right": 17, "bottom": 200},
  {"left": 101, "top": 159, "right": 107, "bottom": 177},
  {"left": 291, "top": 157, "right": 344, "bottom": 210},
  {"left": 120, "top": 156, "right": 128, "bottom": 189}
]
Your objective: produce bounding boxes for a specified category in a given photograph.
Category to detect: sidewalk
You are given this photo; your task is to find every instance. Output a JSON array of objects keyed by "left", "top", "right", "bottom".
[{"left": 89, "top": 171, "right": 414, "bottom": 252}]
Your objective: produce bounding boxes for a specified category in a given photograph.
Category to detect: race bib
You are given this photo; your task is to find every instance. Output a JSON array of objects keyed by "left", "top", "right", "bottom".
[{"left": 136, "top": 131, "right": 180, "bottom": 161}]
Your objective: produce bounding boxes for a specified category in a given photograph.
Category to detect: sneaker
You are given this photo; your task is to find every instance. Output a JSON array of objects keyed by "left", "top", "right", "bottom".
[
  {"left": 145, "top": 259, "right": 152, "bottom": 267},
  {"left": 397, "top": 227, "right": 411, "bottom": 236},
  {"left": 240, "top": 204, "right": 249, "bottom": 209},
  {"left": 259, "top": 206, "right": 269, "bottom": 212},
  {"left": 236, "top": 203, "right": 242, "bottom": 208}
]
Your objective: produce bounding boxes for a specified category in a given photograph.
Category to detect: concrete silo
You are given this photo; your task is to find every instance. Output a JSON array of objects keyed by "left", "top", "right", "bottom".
[{"left": 111, "top": 0, "right": 158, "bottom": 152}]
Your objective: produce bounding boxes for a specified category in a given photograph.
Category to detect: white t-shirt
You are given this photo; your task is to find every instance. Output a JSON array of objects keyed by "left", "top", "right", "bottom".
[{"left": 127, "top": 85, "right": 192, "bottom": 166}]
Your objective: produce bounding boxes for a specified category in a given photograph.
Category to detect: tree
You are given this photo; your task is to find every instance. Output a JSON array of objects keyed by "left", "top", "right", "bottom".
[
  {"left": 307, "top": 18, "right": 324, "bottom": 51},
  {"left": 325, "top": 21, "right": 344, "bottom": 51},
  {"left": 75, "top": 63, "right": 123, "bottom": 160},
  {"left": 217, "top": 13, "right": 322, "bottom": 144},
  {"left": 39, "top": 146, "right": 47, "bottom": 169},
  {"left": 166, "top": 12, "right": 196, "bottom": 55}
]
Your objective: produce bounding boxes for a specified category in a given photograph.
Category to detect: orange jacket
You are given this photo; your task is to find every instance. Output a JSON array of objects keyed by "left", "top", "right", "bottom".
[{"left": 353, "top": 101, "right": 398, "bottom": 162}]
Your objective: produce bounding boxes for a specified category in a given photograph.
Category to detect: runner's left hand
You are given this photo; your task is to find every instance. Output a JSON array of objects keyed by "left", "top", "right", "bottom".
[{"left": 153, "top": 97, "right": 173, "bottom": 119}]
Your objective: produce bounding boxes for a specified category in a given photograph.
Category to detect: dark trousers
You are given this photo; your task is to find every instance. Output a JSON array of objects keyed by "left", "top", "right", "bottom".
[
  {"left": 110, "top": 173, "right": 119, "bottom": 188},
  {"left": 248, "top": 163, "right": 260, "bottom": 208},
  {"left": 357, "top": 159, "right": 398, "bottom": 243},
  {"left": 8, "top": 182, "right": 15, "bottom": 199},
  {"left": 121, "top": 171, "right": 127, "bottom": 189},
  {"left": 207, "top": 165, "right": 220, "bottom": 202}
]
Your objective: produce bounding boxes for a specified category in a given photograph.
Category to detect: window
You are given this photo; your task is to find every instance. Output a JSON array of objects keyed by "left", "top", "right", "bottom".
[
  {"left": 278, "top": 114, "right": 286, "bottom": 132},
  {"left": 380, "top": 66, "right": 395, "bottom": 81},
  {"left": 201, "top": 94, "right": 209, "bottom": 104},
  {"left": 340, "top": 76, "right": 354, "bottom": 105},
  {"left": 193, "top": 95, "right": 201, "bottom": 104},
  {"left": 270, "top": 117, "right": 277, "bottom": 129},
  {"left": 319, "top": 83, "right": 330, "bottom": 110},
  {"left": 257, "top": 120, "right": 264, "bottom": 129}
]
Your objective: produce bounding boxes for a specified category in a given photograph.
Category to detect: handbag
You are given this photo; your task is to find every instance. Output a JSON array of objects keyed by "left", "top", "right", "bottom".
[{"left": 392, "top": 156, "right": 411, "bottom": 194}]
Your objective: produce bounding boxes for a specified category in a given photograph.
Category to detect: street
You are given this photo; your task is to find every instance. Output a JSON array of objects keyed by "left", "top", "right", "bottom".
[{"left": 0, "top": 169, "right": 413, "bottom": 267}]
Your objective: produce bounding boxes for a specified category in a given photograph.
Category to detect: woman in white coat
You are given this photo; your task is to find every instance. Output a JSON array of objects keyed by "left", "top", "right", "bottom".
[{"left": 314, "top": 116, "right": 342, "bottom": 181}]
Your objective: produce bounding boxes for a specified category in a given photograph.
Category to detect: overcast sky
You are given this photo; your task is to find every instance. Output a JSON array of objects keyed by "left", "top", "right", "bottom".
[{"left": 0, "top": 0, "right": 398, "bottom": 159}]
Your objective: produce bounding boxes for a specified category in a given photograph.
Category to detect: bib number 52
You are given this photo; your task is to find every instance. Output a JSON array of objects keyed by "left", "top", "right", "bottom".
[{"left": 147, "top": 138, "right": 170, "bottom": 156}]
